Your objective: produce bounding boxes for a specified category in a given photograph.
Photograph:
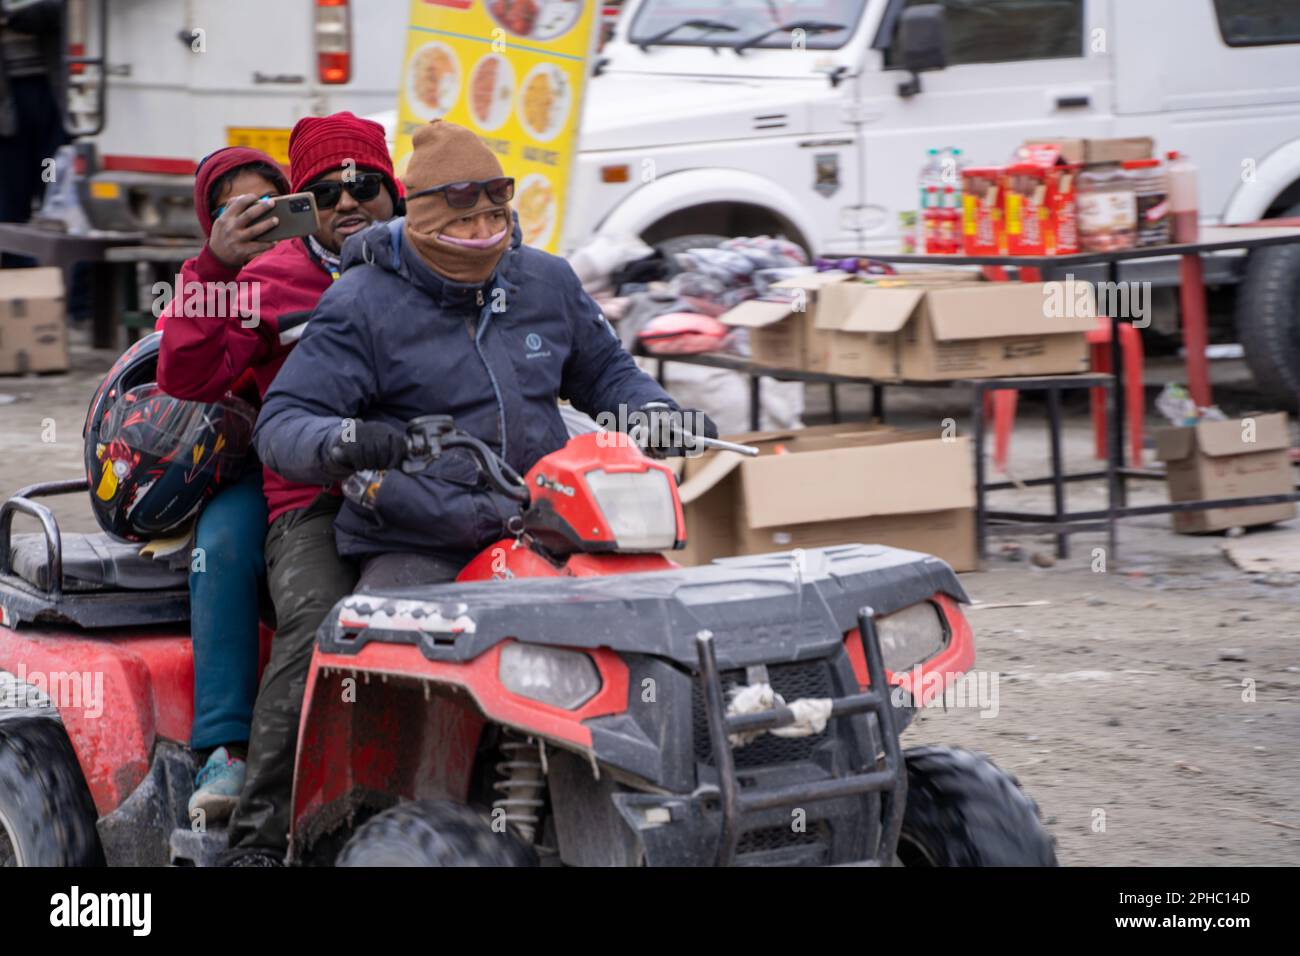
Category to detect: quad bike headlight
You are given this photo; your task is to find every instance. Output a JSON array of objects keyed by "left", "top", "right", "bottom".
[
  {"left": 876, "top": 602, "right": 949, "bottom": 672},
  {"left": 499, "top": 643, "right": 601, "bottom": 710},
  {"left": 583, "top": 468, "right": 677, "bottom": 551}
]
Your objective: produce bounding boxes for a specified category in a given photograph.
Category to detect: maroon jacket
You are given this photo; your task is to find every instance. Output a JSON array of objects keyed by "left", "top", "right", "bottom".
[{"left": 155, "top": 238, "right": 335, "bottom": 523}]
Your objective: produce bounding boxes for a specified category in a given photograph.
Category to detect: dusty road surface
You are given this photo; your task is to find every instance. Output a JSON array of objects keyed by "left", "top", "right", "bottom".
[{"left": 1, "top": 336, "right": 1297, "bottom": 866}]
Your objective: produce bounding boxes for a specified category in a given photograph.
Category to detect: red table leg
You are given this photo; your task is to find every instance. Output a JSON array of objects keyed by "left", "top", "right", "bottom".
[
  {"left": 982, "top": 265, "right": 1041, "bottom": 471},
  {"left": 1179, "top": 253, "right": 1211, "bottom": 408}
]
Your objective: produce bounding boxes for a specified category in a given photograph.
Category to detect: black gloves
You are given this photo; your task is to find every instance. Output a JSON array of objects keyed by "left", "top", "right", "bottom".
[
  {"left": 329, "top": 420, "right": 407, "bottom": 472},
  {"left": 632, "top": 402, "right": 719, "bottom": 458}
]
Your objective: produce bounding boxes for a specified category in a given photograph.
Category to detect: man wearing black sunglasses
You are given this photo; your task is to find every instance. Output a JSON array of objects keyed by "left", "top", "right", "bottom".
[
  {"left": 162, "top": 111, "right": 404, "bottom": 868},
  {"left": 302, "top": 170, "right": 395, "bottom": 260}
]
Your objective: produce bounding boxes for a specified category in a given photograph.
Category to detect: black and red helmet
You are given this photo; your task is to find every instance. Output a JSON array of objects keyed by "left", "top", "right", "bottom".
[{"left": 83, "top": 332, "right": 256, "bottom": 542}]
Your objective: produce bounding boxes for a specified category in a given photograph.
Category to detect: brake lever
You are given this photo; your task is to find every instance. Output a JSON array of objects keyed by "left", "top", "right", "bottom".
[
  {"left": 655, "top": 426, "right": 760, "bottom": 458},
  {"left": 685, "top": 433, "right": 760, "bottom": 457}
]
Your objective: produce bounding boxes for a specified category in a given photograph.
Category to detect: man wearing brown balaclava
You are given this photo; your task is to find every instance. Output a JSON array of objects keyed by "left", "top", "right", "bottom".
[
  {"left": 254, "top": 119, "right": 717, "bottom": 591},
  {"left": 402, "top": 119, "right": 516, "bottom": 285}
]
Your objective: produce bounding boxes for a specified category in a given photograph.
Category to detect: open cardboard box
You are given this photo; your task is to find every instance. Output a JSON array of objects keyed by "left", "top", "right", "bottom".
[
  {"left": 1154, "top": 412, "right": 1297, "bottom": 533},
  {"left": 721, "top": 270, "right": 994, "bottom": 375},
  {"left": 816, "top": 279, "right": 1097, "bottom": 381},
  {"left": 0, "top": 267, "right": 68, "bottom": 375},
  {"left": 719, "top": 271, "right": 847, "bottom": 371},
  {"left": 671, "top": 422, "right": 977, "bottom": 571}
]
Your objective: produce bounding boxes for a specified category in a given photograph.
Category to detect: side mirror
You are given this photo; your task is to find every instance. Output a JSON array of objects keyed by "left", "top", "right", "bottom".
[{"left": 896, "top": 4, "right": 948, "bottom": 98}]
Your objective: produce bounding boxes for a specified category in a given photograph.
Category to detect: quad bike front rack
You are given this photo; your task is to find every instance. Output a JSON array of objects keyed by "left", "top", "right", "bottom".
[{"left": 695, "top": 607, "right": 906, "bottom": 867}]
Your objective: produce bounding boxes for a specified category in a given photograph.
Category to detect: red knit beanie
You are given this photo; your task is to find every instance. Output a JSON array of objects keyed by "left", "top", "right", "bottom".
[{"left": 288, "top": 111, "right": 401, "bottom": 200}]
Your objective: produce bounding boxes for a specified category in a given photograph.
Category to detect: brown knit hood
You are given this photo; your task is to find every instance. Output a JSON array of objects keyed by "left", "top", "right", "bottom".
[{"left": 402, "top": 120, "right": 513, "bottom": 284}]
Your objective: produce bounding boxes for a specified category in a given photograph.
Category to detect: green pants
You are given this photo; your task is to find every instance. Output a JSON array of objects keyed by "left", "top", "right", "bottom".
[{"left": 222, "top": 494, "right": 357, "bottom": 862}]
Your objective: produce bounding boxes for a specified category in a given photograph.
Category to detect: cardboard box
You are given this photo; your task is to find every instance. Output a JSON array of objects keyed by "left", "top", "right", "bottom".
[
  {"left": 0, "top": 268, "right": 67, "bottom": 375},
  {"left": 720, "top": 272, "right": 844, "bottom": 371},
  {"left": 673, "top": 423, "right": 978, "bottom": 571},
  {"left": 1154, "top": 412, "right": 1296, "bottom": 533},
  {"left": 816, "top": 280, "right": 1096, "bottom": 381},
  {"left": 862, "top": 270, "right": 982, "bottom": 287},
  {"left": 1022, "top": 137, "right": 1154, "bottom": 166}
]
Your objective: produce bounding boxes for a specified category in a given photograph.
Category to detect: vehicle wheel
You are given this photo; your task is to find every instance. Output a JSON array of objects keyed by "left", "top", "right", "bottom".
[
  {"left": 897, "top": 746, "right": 1058, "bottom": 867},
  {"left": 1237, "top": 202, "right": 1300, "bottom": 408},
  {"left": 654, "top": 233, "right": 728, "bottom": 258},
  {"left": 0, "top": 717, "right": 104, "bottom": 866},
  {"left": 336, "top": 800, "right": 538, "bottom": 867}
]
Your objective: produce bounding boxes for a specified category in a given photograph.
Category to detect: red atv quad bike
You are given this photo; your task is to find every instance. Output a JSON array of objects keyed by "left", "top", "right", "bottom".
[{"left": 0, "top": 415, "right": 1057, "bottom": 867}]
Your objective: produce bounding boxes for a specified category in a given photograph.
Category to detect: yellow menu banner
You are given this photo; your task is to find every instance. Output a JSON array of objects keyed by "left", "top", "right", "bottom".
[{"left": 395, "top": 0, "right": 599, "bottom": 254}]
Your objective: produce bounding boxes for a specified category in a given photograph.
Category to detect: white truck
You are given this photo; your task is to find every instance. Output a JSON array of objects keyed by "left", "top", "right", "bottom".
[
  {"left": 58, "top": 0, "right": 408, "bottom": 235},
  {"left": 566, "top": 0, "right": 1300, "bottom": 402},
  {"left": 55, "top": 0, "right": 1300, "bottom": 401}
]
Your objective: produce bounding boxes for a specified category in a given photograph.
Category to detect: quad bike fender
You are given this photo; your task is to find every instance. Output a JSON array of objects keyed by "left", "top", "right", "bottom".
[
  {"left": 292, "top": 640, "right": 631, "bottom": 848},
  {"left": 0, "top": 628, "right": 194, "bottom": 816}
]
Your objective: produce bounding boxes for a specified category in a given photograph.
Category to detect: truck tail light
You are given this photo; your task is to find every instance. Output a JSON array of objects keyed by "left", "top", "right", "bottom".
[{"left": 316, "top": 0, "right": 351, "bottom": 85}]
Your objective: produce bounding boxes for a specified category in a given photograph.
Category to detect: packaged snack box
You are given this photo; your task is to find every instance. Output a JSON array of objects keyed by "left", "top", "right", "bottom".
[
  {"left": 961, "top": 166, "right": 1006, "bottom": 256},
  {"left": 1006, "top": 144, "right": 1080, "bottom": 256}
]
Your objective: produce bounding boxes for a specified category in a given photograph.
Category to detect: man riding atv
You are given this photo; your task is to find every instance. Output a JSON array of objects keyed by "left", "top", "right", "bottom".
[
  {"left": 245, "top": 118, "right": 716, "bottom": 863},
  {"left": 0, "top": 118, "right": 1057, "bottom": 871}
]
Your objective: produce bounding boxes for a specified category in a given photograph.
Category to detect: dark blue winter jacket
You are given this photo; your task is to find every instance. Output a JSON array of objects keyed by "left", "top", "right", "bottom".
[{"left": 252, "top": 217, "right": 675, "bottom": 562}]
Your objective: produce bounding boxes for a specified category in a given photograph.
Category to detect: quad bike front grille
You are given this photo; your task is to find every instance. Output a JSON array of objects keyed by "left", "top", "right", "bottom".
[
  {"left": 693, "top": 610, "right": 907, "bottom": 866},
  {"left": 690, "top": 659, "right": 835, "bottom": 769},
  {"left": 736, "top": 821, "right": 832, "bottom": 862}
]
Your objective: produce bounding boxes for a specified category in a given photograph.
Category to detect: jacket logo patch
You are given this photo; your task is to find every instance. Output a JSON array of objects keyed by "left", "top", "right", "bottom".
[{"left": 524, "top": 332, "right": 550, "bottom": 360}]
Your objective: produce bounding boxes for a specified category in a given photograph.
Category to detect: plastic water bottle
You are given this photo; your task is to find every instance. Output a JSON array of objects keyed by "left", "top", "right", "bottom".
[
  {"left": 946, "top": 147, "right": 968, "bottom": 204},
  {"left": 920, "top": 148, "right": 944, "bottom": 252},
  {"left": 918, "top": 147, "right": 943, "bottom": 212}
]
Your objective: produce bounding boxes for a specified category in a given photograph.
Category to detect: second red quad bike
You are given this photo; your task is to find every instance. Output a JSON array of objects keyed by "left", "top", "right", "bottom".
[{"left": 0, "top": 416, "right": 1056, "bottom": 867}]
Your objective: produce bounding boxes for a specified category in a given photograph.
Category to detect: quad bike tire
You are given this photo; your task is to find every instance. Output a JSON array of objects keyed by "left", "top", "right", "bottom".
[
  {"left": 1237, "top": 202, "right": 1300, "bottom": 409},
  {"left": 897, "top": 745, "right": 1058, "bottom": 867},
  {"left": 336, "top": 800, "right": 538, "bottom": 867},
  {"left": 0, "top": 716, "right": 104, "bottom": 866}
]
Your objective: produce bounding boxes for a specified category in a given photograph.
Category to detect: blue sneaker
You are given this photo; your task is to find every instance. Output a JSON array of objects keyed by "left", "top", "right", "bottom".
[{"left": 189, "top": 747, "right": 246, "bottom": 823}]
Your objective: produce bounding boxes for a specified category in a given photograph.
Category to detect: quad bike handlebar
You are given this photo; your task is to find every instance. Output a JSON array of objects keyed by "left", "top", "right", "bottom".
[
  {"left": 401, "top": 415, "right": 531, "bottom": 503},
  {"left": 330, "top": 414, "right": 758, "bottom": 508}
]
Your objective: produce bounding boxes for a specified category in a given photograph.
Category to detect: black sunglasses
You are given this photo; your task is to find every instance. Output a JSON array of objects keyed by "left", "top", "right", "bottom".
[
  {"left": 304, "top": 172, "right": 386, "bottom": 210},
  {"left": 406, "top": 177, "right": 515, "bottom": 209}
]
